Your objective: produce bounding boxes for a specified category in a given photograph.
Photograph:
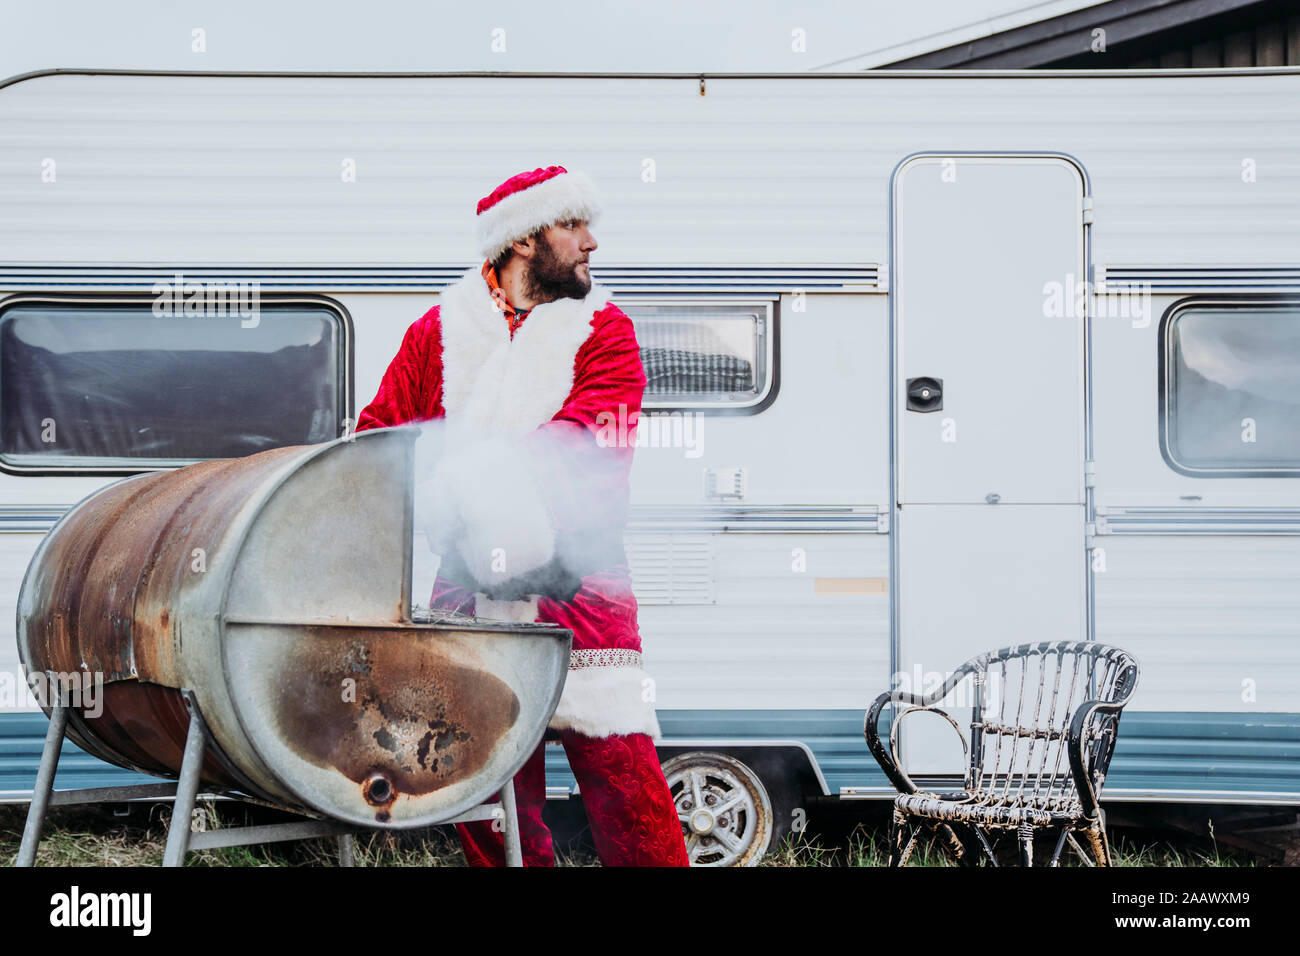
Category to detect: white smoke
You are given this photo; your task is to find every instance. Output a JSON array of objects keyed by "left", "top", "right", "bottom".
[{"left": 408, "top": 419, "right": 630, "bottom": 618}]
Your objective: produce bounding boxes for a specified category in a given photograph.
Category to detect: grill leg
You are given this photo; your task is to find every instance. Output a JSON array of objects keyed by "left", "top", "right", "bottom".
[
  {"left": 1017, "top": 822, "right": 1034, "bottom": 867},
  {"left": 500, "top": 779, "right": 523, "bottom": 868},
  {"left": 337, "top": 833, "right": 356, "bottom": 867},
  {"left": 16, "top": 695, "right": 70, "bottom": 867},
  {"left": 162, "top": 701, "right": 207, "bottom": 868}
]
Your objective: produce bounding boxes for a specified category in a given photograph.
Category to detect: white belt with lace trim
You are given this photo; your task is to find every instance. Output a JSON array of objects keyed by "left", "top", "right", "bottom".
[{"left": 567, "top": 648, "right": 644, "bottom": 670}]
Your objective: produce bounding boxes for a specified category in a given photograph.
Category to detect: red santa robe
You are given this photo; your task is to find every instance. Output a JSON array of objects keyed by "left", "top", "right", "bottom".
[{"left": 355, "top": 264, "right": 659, "bottom": 740}]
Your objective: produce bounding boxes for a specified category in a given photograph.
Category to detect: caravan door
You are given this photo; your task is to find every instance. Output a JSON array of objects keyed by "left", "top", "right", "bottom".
[{"left": 892, "top": 155, "right": 1088, "bottom": 774}]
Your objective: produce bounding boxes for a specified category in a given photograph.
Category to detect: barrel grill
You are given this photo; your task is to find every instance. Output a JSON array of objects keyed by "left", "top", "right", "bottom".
[{"left": 16, "top": 426, "right": 571, "bottom": 827}]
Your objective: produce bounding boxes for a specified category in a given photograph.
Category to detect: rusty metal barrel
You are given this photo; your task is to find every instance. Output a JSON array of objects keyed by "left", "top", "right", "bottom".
[{"left": 16, "top": 426, "right": 571, "bottom": 827}]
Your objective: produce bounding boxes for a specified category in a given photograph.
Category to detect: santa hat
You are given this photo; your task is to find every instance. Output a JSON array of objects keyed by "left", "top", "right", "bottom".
[{"left": 475, "top": 166, "right": 602, "bottom": 262}]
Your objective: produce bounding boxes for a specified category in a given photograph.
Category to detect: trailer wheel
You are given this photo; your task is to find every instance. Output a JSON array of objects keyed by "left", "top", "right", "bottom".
[{"left": 661, "top": 752, "right": 773, "bottom": 867}]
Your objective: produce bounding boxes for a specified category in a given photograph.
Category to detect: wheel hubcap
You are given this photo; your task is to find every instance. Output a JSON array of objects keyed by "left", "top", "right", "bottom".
[
  {"left": 690, "top": 809, "right": 714, "bottom": 834},
  {"left": 662, "top": 753, "right": 774, "bottom": 867}
]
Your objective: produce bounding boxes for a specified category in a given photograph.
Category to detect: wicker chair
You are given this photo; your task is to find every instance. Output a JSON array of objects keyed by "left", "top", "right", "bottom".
[{"left": 865, "top": 641, "right": 1139, "bottom": 867}]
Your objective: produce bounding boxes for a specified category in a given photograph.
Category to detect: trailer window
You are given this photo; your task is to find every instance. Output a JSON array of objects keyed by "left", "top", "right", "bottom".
[
  {"left": 0, "top": 298, "right": 347, "bottom": 471},
  {"left": 622, "top": 302, "right": 773, "bottom": 410},
  {"left": 1161, "top": 300, "right": 1300, "bottom": 476}
]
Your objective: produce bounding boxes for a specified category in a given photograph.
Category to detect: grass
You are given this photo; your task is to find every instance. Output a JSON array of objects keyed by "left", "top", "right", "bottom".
[
  {"left": 0, "top": 800, "right": 1257, "bottom": 867},
  {"left": 0, "top": 800, "right": 598, "bottom": 868},
  {"left": 757, "top": 820, "right": 1254, "bottom": 867}
]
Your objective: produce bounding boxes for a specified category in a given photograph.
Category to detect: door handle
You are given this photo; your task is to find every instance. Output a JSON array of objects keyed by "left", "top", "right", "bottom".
[{"left": 906, "top": 376, "right": 943, "bottom": 412}]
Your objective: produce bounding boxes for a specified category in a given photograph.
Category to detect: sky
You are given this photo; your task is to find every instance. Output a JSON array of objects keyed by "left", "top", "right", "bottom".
[{"left": 0, "top": 0, "right": 1107, "bottom": 75}]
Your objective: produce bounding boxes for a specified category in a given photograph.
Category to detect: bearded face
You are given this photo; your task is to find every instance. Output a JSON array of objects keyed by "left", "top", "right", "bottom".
[{"left": 523, "top": 229, "right": 592, "bottom": 302}]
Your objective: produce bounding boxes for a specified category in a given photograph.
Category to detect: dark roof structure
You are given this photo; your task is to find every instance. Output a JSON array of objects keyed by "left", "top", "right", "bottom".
[{"left": 875, "top": 0, "right": 1300, "bottom": 69}]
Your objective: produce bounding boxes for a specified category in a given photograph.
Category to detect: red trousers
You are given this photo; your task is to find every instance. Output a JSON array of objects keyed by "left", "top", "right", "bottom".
[{"left": 456, "top": 730, "right": 689, "bottom": 867}]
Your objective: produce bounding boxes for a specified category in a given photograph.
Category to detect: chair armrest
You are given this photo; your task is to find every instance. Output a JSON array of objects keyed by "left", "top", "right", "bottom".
[
  {"left": 865, "top": 689, "right": 970, "bottom": 796},
  {"left": 1068, "top": 699, "right": 1127, "bottom": 819}
]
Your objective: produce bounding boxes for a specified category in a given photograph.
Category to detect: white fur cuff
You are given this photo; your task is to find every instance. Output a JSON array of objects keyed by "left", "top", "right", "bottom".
[{"left": 547, "top": 664, "right": 662, "bottom": 739}]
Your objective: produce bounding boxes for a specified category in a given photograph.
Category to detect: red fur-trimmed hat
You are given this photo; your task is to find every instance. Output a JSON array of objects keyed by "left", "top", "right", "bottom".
[{"left": 475, "top": 166, "right": 602, "bottom": 262}]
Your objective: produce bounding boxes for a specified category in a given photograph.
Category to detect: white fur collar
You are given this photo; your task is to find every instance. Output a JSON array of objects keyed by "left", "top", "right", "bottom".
[{"left": 437, "top": 266, "right": 611, "bottom": 436}]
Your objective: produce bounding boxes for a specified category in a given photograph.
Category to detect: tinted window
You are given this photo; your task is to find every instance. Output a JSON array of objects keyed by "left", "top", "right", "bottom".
[
  {"left": 623, "top": 303, "right": 772, "bottom": 408},
  {"left": 0, "top": 301, "right": 345, "bottom": 468},
  {"left": 1164, "top": 302, "right": 1300, "bottom": 475}
]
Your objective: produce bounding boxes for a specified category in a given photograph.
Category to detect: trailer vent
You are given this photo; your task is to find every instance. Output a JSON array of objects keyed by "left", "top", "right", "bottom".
[
  {"left": 0, "top": 265, "right": 882, "bottom": 295},
  {"left": 1099, "top": 266, "right": 1300, "bottom": 294},
  {"left": 626, "top": 534, "right": 716, "bottom": 605}
]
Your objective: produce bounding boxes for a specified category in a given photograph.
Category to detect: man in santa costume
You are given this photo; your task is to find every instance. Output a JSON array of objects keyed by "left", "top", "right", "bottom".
[{"left": 355, "top": 165, "right": 689, "bottom": 867}]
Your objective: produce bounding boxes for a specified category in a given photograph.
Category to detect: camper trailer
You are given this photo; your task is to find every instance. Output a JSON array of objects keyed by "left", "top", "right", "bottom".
[{"left": 1, "top": 67, "right": 1298, "bottom": 865}]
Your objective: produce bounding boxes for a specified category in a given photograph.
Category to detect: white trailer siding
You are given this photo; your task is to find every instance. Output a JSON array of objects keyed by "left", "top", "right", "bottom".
[
  {"left": 1094, "top": 536, "right": 1300, "bottom": 713},
  {"left": 1, "top": 69, "right": 1298, "bottom": 802},
  {"left": 0, "top": 72, "right": 1297, "bottom": 268}
]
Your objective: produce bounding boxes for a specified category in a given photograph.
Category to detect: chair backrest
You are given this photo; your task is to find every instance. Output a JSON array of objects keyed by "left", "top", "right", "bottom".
[{"left": 955, "top": 641, "right": 1139, "bottom": 811}]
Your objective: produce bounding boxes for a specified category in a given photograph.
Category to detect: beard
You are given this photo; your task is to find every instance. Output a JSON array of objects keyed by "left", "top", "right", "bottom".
[{"left": 523, "top": 232, "right": 591, "bottom": 302}]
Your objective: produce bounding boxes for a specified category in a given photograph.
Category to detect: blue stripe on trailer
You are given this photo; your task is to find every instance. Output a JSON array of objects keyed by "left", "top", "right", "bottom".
[
  {"left": 1109, "top": 711, "right": 1300, "bottom": 796},
  {"left": 549, "top": 710, "right": 1300, "bottom": 800},
  {"left": 542, "top": 709, "right": 893, "bottom": 796},
  {"left": 0, "top": 712, "right": 170, "bottom": 799},
  {"left": 5, "top": 709, "right": 1299, "bottom": 802}
]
